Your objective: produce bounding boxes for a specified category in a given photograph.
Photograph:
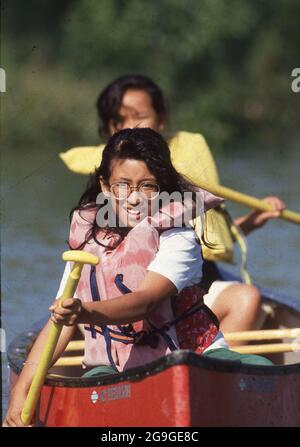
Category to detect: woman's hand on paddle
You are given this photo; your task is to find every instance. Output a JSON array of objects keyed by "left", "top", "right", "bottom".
[
  {"left": 235, "top": 196, "right": 285, "bottom": 235},
  {"left": 49, "top": 298, "right": 83, "bottom": 326}
]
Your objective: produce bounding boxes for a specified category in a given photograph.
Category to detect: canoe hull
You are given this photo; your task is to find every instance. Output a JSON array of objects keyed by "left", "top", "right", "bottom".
[{"left": 10, "top": 351, "right": 300, "bottom": 427}]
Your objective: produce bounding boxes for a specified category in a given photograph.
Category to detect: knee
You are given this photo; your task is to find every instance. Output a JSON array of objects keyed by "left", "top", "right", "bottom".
[
  {"left": 209, "top": 283, "right": 261, "bottom": 321},
  {"left": 212, "top": 283, "right": 262, "bottom": 335},
  {"left": 242, "top": 284, "right": 261, "bottom": 303},
  {"left": 236, "top": 284, "right": 261, "bottom": 313}
]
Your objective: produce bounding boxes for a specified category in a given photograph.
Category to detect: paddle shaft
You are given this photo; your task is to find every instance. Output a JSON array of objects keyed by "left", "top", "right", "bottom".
[
  {"left": 199, "top": 181, "right": 300, "bottom": 225},
  {"left": 231, "top": 342, "right": 300, "bottom": 355},
  {"left": 225, "top": 327, "right": 300, "bottom": 341},
  {"left": 21, "top": 263, "right": 83, "bottom": 426}
]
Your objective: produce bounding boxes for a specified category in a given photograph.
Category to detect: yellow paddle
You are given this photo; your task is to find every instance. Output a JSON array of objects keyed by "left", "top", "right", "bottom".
[
  {"left": 198, "top": 180, "right": 300, "bottom": 225},
  {"left": 21, "top": 250, "right": 99, "bottom": 426}
]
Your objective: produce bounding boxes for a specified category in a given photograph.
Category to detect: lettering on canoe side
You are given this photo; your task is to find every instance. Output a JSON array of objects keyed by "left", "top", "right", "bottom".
[
  {"left": 90, "top": 384, "right": 131, "bottom": 404},
  {"left": 91, "top": 390, "right": 99, "bottom": 403},
  {"left": 239, "top": 376, "right": 276, "bottom": 393}
]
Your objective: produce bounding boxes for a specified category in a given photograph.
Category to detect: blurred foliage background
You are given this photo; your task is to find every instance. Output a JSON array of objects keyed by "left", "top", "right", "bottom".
[
  {"left": 2, "top": 1, "right": 300, "bottom": 418},
  {"left": 2, "top": 0, "right": 300, "bottom": 153}
]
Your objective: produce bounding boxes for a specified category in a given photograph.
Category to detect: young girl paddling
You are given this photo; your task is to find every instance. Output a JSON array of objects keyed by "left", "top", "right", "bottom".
[
  {"left": 53, "top": 127, "right": 227, "bottom": 371},
  {"left": 60, "top": 74, "right": 285, "bottom": 342},
  {"left": 3, "top": 128, "right": 271, "bottom": 427}
]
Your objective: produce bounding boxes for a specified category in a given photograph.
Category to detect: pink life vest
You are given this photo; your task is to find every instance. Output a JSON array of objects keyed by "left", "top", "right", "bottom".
[{"left": 69, "top": 195, "right": 221, "bottom": 372}]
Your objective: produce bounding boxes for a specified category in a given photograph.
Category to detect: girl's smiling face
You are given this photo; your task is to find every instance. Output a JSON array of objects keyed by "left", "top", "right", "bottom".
[{"left": 100, "top": 158, "right": 159, "bottom": 228}]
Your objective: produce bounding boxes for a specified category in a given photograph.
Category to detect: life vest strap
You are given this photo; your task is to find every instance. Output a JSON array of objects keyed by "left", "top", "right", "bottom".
[
  {"left": 87, "top": 270, "right": 214, "bottom": 367},
  {"left": 84, "top": 297, "right": 208, "bottom": 351}
]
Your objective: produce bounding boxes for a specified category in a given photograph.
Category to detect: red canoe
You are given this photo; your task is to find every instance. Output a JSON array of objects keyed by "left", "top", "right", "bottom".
[
  {"left": 7, "top": 275, "right": 300, "bottom": 427},
  {"left": 8, "top": 347, "right": 300, "bottom": 427}
]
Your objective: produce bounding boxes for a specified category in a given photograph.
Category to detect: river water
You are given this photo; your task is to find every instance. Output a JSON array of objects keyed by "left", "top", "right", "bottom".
[{"left": 1, "top": 138, "right": 300, "bottom": 415}]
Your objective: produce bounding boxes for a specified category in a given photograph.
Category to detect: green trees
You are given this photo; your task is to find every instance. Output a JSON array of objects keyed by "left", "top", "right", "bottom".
[{"left": 3, "top": 0, "right": 300, "bottom": 151}]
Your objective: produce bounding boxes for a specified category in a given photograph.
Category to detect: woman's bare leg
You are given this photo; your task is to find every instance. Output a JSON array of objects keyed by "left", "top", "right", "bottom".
[{"left": 209, "top": 284, "right": 261, "bottom": 347}]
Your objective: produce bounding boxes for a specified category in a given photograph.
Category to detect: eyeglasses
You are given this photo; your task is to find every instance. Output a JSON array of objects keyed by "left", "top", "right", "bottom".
[{"left": 109, "top": 181, "right": 160, "bottom": 199}]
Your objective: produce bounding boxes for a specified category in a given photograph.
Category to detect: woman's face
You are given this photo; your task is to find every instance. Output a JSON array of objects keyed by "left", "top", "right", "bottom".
[
  {"left": 100, "top": 158, "right": 159, "bottom": 228},
  {"left": 108, "top": 89, "right": 165, "bottom": 136}
]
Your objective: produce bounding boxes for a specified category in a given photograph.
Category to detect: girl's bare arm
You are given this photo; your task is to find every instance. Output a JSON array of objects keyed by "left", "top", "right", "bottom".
[
  {"left": 50, "top": 271, "right": 177, "bottom": 327},
  {"left": 3, "top": 320, "right": 75, "bottom": 427}
]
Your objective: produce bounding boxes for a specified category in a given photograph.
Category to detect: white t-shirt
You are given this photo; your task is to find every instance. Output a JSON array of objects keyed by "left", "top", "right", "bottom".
[
  {"left": 147, "top": 227, "right": 203, "bottom": 292},
  {"left": 56, "top": 227, "right": 227, "bottom": 351},
  {"left": 147, "top": 227, "right": 227, "bottom": 351}
]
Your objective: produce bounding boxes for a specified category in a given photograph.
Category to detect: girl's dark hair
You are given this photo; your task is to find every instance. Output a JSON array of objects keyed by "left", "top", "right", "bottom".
[
  {"left": 96, "top": 75, "right": 167, "bottom": 139},
  {"left": 71, "top": 128, "right": 196, "bottom": 248}
]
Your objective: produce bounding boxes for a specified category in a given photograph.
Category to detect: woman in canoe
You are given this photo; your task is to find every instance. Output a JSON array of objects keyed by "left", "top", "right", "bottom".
[
  {"left": 4, "top": 128, "right": 272, "bottom": 427},
  {"left": 60, "top": 74, "right": 285, "bottom": 341}
]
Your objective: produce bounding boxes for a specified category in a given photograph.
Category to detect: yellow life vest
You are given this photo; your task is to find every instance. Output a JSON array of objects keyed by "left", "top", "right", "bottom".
[{"left": 59, "top": 131, "right": 235, "bottom": 263}]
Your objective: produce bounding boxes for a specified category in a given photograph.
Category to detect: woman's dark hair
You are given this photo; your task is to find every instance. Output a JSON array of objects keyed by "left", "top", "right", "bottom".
[
  {"left": 96, "top": 74, "right": 167, "bottom": 139},
  {"left": 71, "top": 128, "right": 196, "bottom": 248}
]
